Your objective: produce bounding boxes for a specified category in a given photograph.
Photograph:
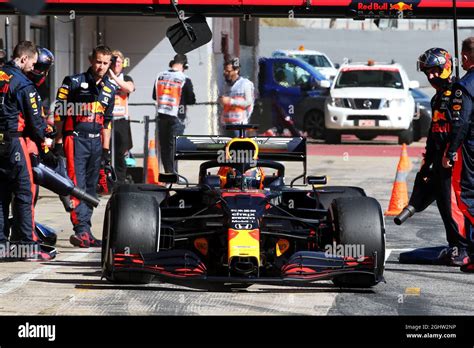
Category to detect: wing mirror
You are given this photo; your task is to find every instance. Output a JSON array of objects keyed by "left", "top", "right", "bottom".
[
  {"left": 307, "top": 175, "right": 327, "bottom": 185},
  {"left": 159, "top": 173, "right": 178, "bottom": 184},
  {"left": 409, "top": 80, "right": 420, "bottom": 89},
  {"left": 319, "top": 80, "right": 331, "bottom": 89}
]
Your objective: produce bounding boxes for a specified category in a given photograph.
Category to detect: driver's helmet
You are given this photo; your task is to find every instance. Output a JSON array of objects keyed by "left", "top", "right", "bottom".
[
  {"left": 417, "top": 47, "right": 452, "bottom": 87},
  {"left": 27, "top": 47, "right": 55, "bottom": 87},
  {"left": 242, "top": 167, "right": 265, "bottom": 189},
  {"left": 217, "top": 166, "right": 265, "bottom": 189}
]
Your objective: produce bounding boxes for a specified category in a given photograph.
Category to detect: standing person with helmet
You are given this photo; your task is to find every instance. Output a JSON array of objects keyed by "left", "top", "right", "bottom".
[
  {"left": 152, "top": 53, "right": 195, "bottom": 173},
  {"left": 219, "top": 57, "right": 255, "bottom": 138},
  {"left": 53, "top": 45, "right": 117, "bottom": 248},
  {"left": 108, "top": 49, "right": 135, "bottom": 186},
  {"left": 0, "top": 41, "right": 55, "bottom": 261},
  {"left": 442, "top": 37, "right": 474, "bottom": 270},
  {"left": 415, "top": 47, "right": 471, "bottom": 266}
]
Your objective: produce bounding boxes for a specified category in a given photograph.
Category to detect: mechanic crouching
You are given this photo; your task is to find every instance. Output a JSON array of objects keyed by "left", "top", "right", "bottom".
[
  {"left": 53, "top": 45, "right": 117, "bottom": 248},
  {"left": 0, "top": 41, "right": 56, "bottom": 261},
  {"left": 416, "top": 48, "right": 471, "bottom": 266}
]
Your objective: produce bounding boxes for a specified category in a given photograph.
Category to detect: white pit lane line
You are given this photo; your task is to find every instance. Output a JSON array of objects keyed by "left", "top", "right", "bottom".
[
  {"left": 385, "top": 248, "right": 414, "bottom": 263},
  {"left": 0, "top": 249, "right": 95, "bottom": 296}
]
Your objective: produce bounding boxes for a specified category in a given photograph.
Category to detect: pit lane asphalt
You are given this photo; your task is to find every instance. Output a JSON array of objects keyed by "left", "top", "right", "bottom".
[{"left": 0, "top": 138, "right": 472, "bottom": 316}]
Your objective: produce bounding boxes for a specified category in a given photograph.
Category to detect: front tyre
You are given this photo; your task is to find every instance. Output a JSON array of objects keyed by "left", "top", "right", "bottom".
[
  {"left": 330, "top": 196, "right": 385, "bottom": 288},
  {"left": 102, "top": 191, "right": 160, "bottom": 284}
]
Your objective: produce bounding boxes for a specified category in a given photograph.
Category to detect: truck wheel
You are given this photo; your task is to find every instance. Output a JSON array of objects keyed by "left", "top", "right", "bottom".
[
  {"left": 325, "top": 130, "right": 341, "bottom": 144},
  {"left": 330, "top": 196, "right": 385, "bottom": 288},
  {"left": 356, "top": 134, "right": 376, "bottom": 141},
  {"left": 102, "top": 191, "right": 160, "bottom": 284},
  {"left": 304, "top": 110, "right": 325, "bottom": 139},
  {"left": 413, "top": 119, "right": 422, "bottom": 142},
  {"left": 398, "top": 122, "right": 414, "bottom": 145}
]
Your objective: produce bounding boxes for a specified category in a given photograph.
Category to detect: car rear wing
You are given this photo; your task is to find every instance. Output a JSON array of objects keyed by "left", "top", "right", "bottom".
[
  {"left": 175, "top": 135, "right": 307, "bottom": 184},
  {"left": 175, "top": 135, "right": 306, "bottom": 161}
]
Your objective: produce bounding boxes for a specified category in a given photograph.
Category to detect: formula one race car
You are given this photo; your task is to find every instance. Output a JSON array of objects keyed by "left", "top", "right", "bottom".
[{"left": 101, "top": 125, "right": 385, "bottom": 289}]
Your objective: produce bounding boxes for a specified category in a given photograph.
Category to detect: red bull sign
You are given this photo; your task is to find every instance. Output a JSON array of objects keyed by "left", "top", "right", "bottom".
[
  {"left": 354, "top": 1, "right": 417, "bottom": 18},
  {"left": 390, "top": 2, "right": 413, "bottom": 11}
]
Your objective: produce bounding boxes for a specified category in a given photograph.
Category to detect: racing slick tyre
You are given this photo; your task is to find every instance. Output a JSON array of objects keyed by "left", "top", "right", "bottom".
[
  {"left": 304, "top": 109, "right": 325, "bottom": 140},
  {"left": 325, "top": 130, "right": 341, "bottom": 144},
  {"left": 398, "top": 122, "right": 414, "bottom": 145},
  {"left": 316, "top": 186, "right": 366, "bottom": 210},
  {"left": 102, "top": 190, "right": 161, "bottom": 284},
  {"left": 330, "top": 196, "right": 385, "bottom": 288}
]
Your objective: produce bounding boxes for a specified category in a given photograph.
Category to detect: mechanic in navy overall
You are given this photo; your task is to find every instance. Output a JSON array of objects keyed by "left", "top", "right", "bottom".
[
  {"left": 0, "top": 41, "right": 55, "bottom": 261},
  {"left": 416, "top": 48, "right": 471, "bottom": 266},
  {"left": 442, "top": 37, "right": 474, "bottom": 268},
  {"left": 152, "top": 53, "right": 195, "bottom": 173},
  {"left": 53, "top": 45, "right": 116, "bottom": 248},
  {"left": 219, "top": 57, "right": 255, "bottom": 138}
]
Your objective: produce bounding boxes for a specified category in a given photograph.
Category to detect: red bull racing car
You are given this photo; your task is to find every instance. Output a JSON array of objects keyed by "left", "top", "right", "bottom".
[{"left": 101, "top": 125, "right": 385, "bottom": 289}]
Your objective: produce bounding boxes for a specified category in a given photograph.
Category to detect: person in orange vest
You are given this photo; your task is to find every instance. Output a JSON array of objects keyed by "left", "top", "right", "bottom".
[
  {"left": 108, "top": 49, "right": 135, "bottom": 186},
  {"left": 219, "top": 57, "right": 255, "bottom": 138},
  {"left": 152, "top": 53, "right": 195, "bottom": 173}
]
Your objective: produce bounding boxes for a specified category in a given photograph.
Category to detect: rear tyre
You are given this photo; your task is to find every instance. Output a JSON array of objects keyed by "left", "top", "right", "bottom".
[
  {"left": 398, "top": 122, "right": 414, "bottom": 145},
  {"left": 330, "top": 196, "right": 385, "bottom": 288},
  {"left": 304, "top": 110, "right": 325, "bottom": 139},
  {"left": 325, "top": 130, "right": 341, "bottom": 144},
  {"left": 102, "top": 191, "right": 160, "bottom": 284}
]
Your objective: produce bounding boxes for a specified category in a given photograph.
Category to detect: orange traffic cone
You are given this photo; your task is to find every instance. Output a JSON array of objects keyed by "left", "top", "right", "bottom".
[
  {"left": 146, "top": 139, "right": 160, "bottom": 184},
  {"left": 385, "top": 144, "right": 411, "bottom": 216}
]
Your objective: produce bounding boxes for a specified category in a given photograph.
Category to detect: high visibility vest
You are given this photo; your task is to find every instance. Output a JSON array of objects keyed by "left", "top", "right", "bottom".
[
  {"left": 155, "top": 70, "right": 186, "bottom": 117},
  {"left": 112, "top": 73, "right": 129, "bottom": 118},
  {"left": 221, "top": 77, "right": 254, "bottom": 125}
]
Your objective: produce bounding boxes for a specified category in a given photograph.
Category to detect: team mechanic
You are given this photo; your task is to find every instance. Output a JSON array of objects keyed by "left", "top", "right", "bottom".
[
  {"left": 219, "top": 57, "right": 255, "bottom": 138},
  {"left": 23, "top": 47, "right": 58, "bottom": 242},
  {"left": 53, "top": 45, "right": 117, "bottom": 248},
  {"left": 152, "top": 53, "right": 195, "bottom": 174},
  {"left": 442, "top": 37, "right": 474, "bottom": 269},
  {"left": 0, "top": 41, "right": 56, "bottom": 261},
  {"left": 109, "top": 49, "right": 135, "bottom": 186},
  {"left": 416, "top": 48, "right": 471, "bottom": 266}
]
